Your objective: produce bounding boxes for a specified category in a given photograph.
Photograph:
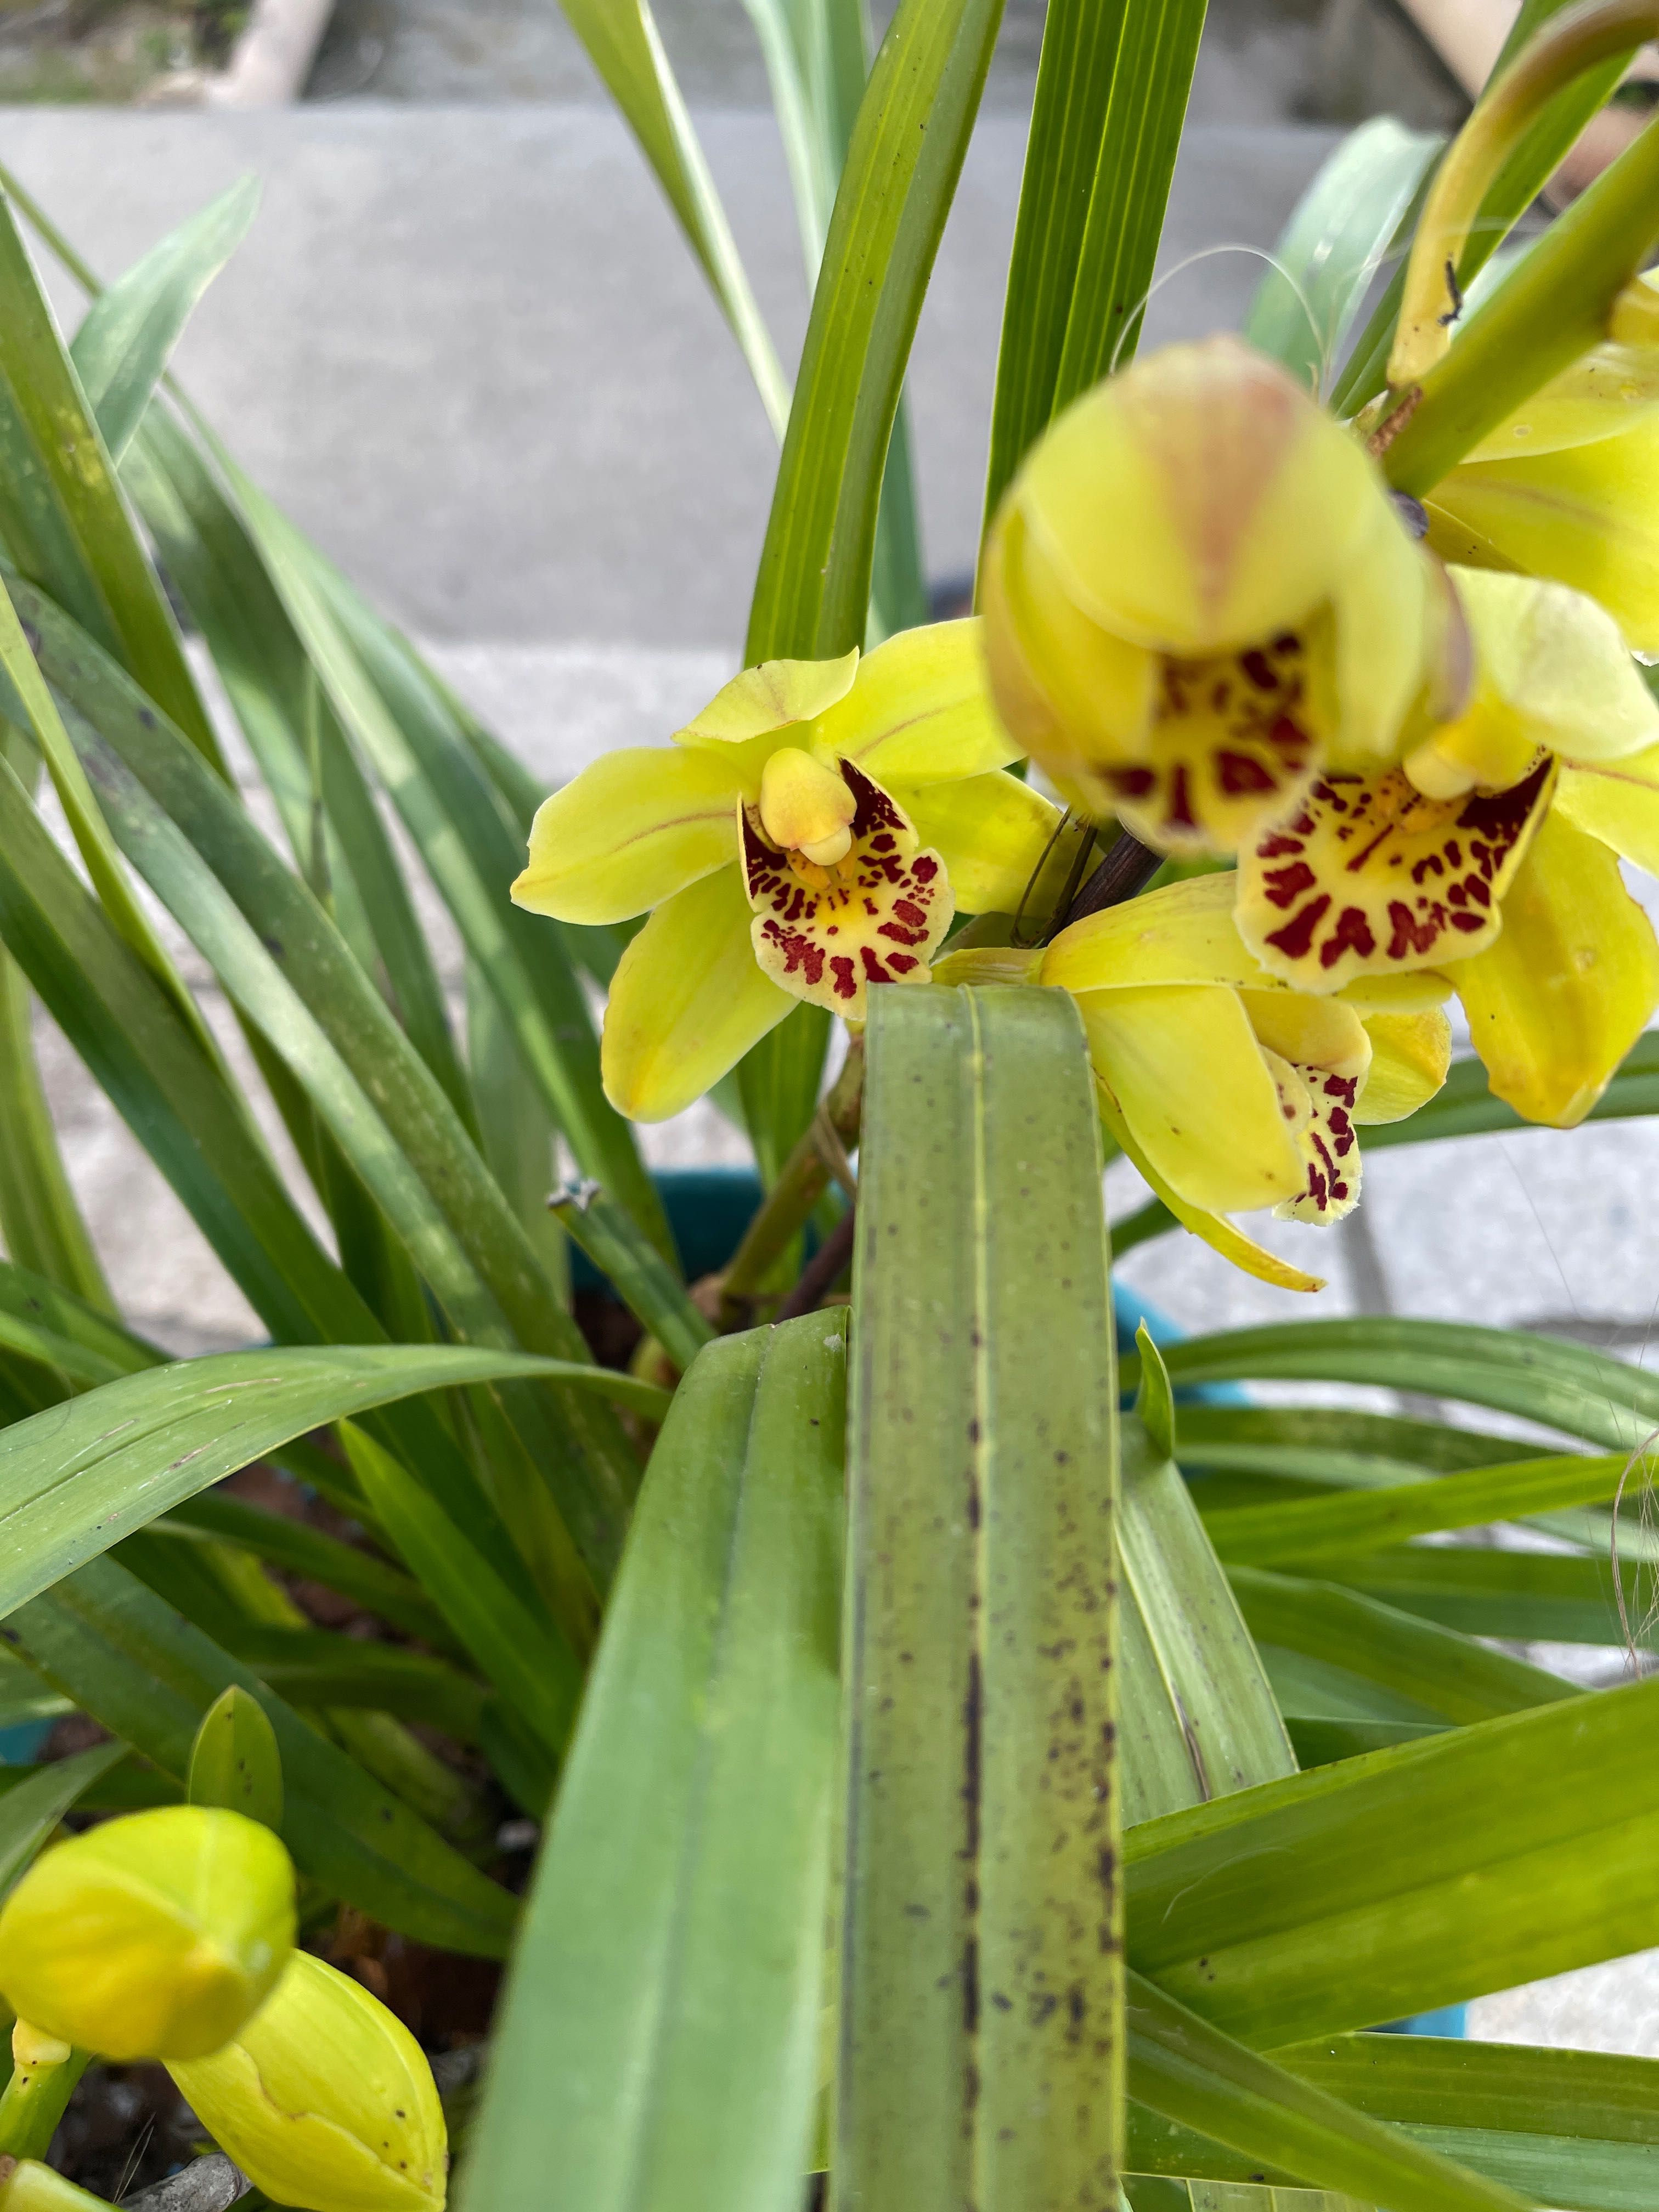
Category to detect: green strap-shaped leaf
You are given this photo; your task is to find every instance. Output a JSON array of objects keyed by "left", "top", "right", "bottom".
[
  {"left": 0, "top": 1745, "right": 123, "bottom": 1901},
  {"left": 747, "top": 0, "right": 1005, "bottom": 658},
  {"left": 0, "top": 932, "right": 111, "bottom": 1314},
  {"left": 1204, "top": 1451, "right": 1632, "bottom": 1564},
  {"left": 1127, "top": 1974, "right": 1528, "bottom": 2212},
  {"left": 1127, "top": 1319, "right": 1659, "bottom": 1454},
  {"left": 551, "top": 1182, "right": 713, "bottom": 1373},
  {"left": 5, "top": 1555, "right": 518, "bottom": 1958},
  {"left": 1268, "top": 2033, "right": 1659, "bottom": 2212},
  {"left": 70, "top": 178, "right": 259, "bottom": 463},
  {"left": 1229, "top": 1566, "right": 1576, "bottom": 1728},
  {"left": 154, "top": 1492, "right": 453, "bottom": 1651},
  {"left": 1119, "top": 1404, "right": 1295, "bottom": 1827},
  {"left": 0, "top": 745, "right": 537, "bottom": 1611},
  {"left": 0, "top": 1341, "right": 633, "bottom": 1621},
  {"left": 0, "top": 189, "right": 216, "bottom": 763},
  {"left": 983, "top": 0, "right": 1208, "bottom": 526},
  {"left": 1125, "top": 1673, "right": 1659, "bottom": 2045},
  {"left": 1296, "top": 1543, "right": 1655, "bottom": 1649},
  {"left": 343, "top": 1421, "right": 583, "bottom": 1762},
  {"left": 557, "top": 0, "right": 789, "bottom": 432},
  {"left": 459, "top": 1316, "right": 846, "bottom": 2212},
  {"left": 1242, "top": 119, "right": 1442, "bottom": 394},
  {"left": 842, "top": 984, "right": 1120, "bottom": 2210}
]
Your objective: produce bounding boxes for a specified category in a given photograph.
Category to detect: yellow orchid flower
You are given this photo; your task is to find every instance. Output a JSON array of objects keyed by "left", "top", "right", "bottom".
[
  {"left": 511, "top": 620, "right": 1061, "bottom": 1120},
  {"left": 935, "top": 874, "right": 1451, "bottom": 1289},
  {"left": 980, "top": 334, "right": 1454, "bottom": 856},
  {"left": 1424, "top": 301, "right": 1659, "bottom": 652},
  {"left": 1234, "top": 565, "right": 1659, "bottom": 1127}
]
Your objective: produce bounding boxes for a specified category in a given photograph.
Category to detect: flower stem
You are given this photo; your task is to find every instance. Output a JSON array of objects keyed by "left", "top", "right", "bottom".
[
  {"left": 0, "top": 2033, "right": 87, "bottom": 2165},
  {"left": 1390, "top": 0, "right": 1659, "bottom": 386},
  {"left": 719, "top": 1040, "right": 864, "bottom": 1328},
  {"left": 1381, "top": 58, "right": 1659, "bottom": 491}
]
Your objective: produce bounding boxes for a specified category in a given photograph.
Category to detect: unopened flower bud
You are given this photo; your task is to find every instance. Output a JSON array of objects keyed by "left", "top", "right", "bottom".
[
  {"left": 0, "top": 2157, "right": 112, "bottom": 2211},
  {"left": 981, "top": 335, "right": 1448, "bottom": 855},
  {"left": 168, "top": 1951, "right": 447, "bottom": 2212},
  {"left": 0, "top": 1807, "right": 295, "bottom": 2063}
]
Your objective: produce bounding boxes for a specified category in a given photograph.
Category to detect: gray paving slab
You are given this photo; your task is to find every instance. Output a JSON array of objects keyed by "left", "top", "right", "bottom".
[{"left": 0, "top": 105, "right": 1339, "bottom": 648}]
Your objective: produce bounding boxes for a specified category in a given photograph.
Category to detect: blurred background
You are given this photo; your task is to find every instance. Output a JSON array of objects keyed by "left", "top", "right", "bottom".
[{"left": 3, "top": 0, "right": 1658, "bottom": 2045}]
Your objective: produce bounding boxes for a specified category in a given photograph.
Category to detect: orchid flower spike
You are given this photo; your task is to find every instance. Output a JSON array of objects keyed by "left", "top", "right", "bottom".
[
  {"left": 511, "top": 620, "right": 1063, "bottom": 1120},
  {"left": 1235, "top": 566, "right": 1659, "bottom": 1128},
  {"left": 980, "top": 334, "right": 1458, "bottom": 856},
  {"left": 936, "top": 874, "right": 1451, "bottom": 1291}
]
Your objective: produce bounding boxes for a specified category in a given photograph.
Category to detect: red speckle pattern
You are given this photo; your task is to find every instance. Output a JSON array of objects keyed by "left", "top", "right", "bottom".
[
  {"left": 1104, "top": 634, "right": 1319, "bottom": 856},
  {"left": 742, "top": 758, "right": 951, "bottom": 1015},
  {"left": 1238, "top": 757, "right": 1555, "bottom": 990},
  {"left": 1275, "top": 1064, "right": 1362, "bottom": 1224}
]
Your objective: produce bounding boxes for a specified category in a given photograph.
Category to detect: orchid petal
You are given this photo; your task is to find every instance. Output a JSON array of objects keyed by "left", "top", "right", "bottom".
[
  {"left": 1236, "top": 758, "right": 1555, "bottom": 991},
  {"left": 1256, "top": 1045, "right": 1364, "bottom": 1225},
  {"left": 1426, "top": 426, "right": 1659, "bottom": 654},
  {"left": 512, "top": 748, "right": 744, "bottom": 926},
  {"left": 1076, "top": 982, "right": 1306, "bottom": 1216},
  {"left": 904, "top": 772, "right": 1063, "bottom": 915},
  {"left": 1043, "top": 872, "right": 1269, "bottom": 996},
  {"left": 673, "top": 649, "right": 859, "bottom": 747},
  {"left": 1096, "top": 1082, "right": 1324, "bottom": 1294},
  {"left": 979, "top": 503, "right": 1160, "bottom": 806},
  {"left": 1461, "top": 336, "right": 1659, "bottom": 464},
  {"left": 1335, "top": 970, "right": 1454, "bottom": 1013},
  {"left": 1444, "top": 808, "right": 1659, "bottom": 1128},
  {"left": 1352, "top": 1009, "right": 1452, "bottom": 1125},
  {"left": 744, "top": 763, "right": 951, "bottom": 1015},
  {"left": 601, "top": 867, "right": 793, "bottom": 1121},
  {"left": 820, "top": 619, "right": 1020, "bottom": 785},
  {"left": 1439, "top": 569, "right": 1659, "bottom": 767},
  {"left": 1555, "top": 741, "right": 1659, "bottom": 876},
  {"left": 1239, "top": 990, "right": 1370, "bottom": 1077}
]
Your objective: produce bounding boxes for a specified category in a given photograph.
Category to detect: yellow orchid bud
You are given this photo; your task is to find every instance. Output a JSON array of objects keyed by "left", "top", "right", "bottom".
[
  {"left": 0, "top": 1807, "right": 295, "bottom": 2064},
  {"left": 981, "top": 334, "right": 1446, "bottom": 855},
  {"left": 0, "top": 2157, "right": 112, "bottom": 2211},
  {"left": 168, "top": 1951, "right": 447, "bottom": 2212}
]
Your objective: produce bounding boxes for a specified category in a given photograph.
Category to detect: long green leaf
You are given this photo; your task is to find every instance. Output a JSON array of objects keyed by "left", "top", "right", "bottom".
[
  {"left": 1126, "top": 1674, "right": 1659, "bottom": 2045},
  {"left": 843, "top": 984, "right": 1120, "bottom": 2209},
  {"left": 0, "top": 747, "right": 533, "bottom": 1606},
  {"left": 983, "top": 0, "right": 1209, "bottom": 526},
  {"left": 1127, "top": 1973, "right": 1528, "bottom": 2212},
  {"left": 1271, "top": 2034, "right": 1659, "bottom": 2212},
  {"left": 460, "top": 1316, "right": 845, "bottom": 2212},
  {"left": 747, "top": 0, "right": 1005, "bottom": 658},
  {"left": 0, "top": 936, "right": 111, "bottom": 1312},
  {"left": 1243, "top": 119, "right": 1442, "bottom": 394},
  {"left": 0, "top": 1745, "right": 124, "bottom": 1900},
  {"left": 5, "top": 1555, "right": 517, "bottom": 1957},
  {"left": 0, "top": 189, "right": 215, "bottom": 761},
  {"left": 1129, "top": 1320, "right": 1659, "bottom": 1454},
  {"left": 154, "top": 1491, "right": 452, "bottom": 1649},
  {"left": 556, "top": 0, "right": 788, "bottom": 431},
  {"left": 343, "top": 1421, "right": 583, "bottom": 1762},
  {"left": 1304, "top": 1544, "right": 1652, "bottom": 1648},
  {"left": 70, "top": 178, "right": 258, "bottom": 463},
  {"left": 1230, "top": 1566, "right": 1576, "bottom": 1728},
  {"left": 1205, "top": 1451, "right": 1630, "bottom": 1564},
  {"left": 16, "top": 587, "right": 641, "bottom": 1574},
  {"left": 1119, "top": 1388, "right": 1295, "bottom": 1825},
  {"left": 0, "top": 1342, "right": 621, "bottom": 1621}
]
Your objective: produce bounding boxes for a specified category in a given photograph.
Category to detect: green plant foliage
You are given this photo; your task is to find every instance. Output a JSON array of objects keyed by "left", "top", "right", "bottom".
[
  {"left": 840, "top": 985, "right": 1120, "bottom": 2210},
  {"left": 187, "top": 1686, "right": 283, "bottom": 1831},
  {"left": 460, "top": 1317, "right": 846, "bottom": 2212}
]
